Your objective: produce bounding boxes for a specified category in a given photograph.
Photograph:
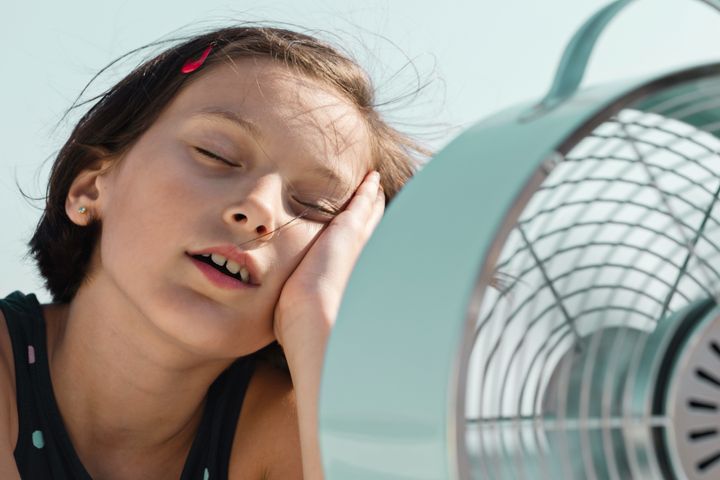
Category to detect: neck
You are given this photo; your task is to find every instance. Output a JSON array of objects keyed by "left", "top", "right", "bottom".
[{"left": 44, "top": 278, "right": 233, "bottom": 467}]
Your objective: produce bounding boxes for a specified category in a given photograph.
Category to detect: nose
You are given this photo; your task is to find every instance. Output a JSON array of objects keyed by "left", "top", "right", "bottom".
[{"left": 222, "top": 175, "right": 281, "bottom": 240}]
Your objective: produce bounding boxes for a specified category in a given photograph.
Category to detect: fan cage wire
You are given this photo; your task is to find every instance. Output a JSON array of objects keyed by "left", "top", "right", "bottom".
[
  {"left": 478, "top": 117, "right": 716, "bottom": 480},
  {"left": 463, "top": 73, "right": 720, "bottom": 479}
]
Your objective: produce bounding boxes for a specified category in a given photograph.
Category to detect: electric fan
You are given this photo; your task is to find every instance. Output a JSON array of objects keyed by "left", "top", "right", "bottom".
[{"left": 319, "top": 0, "right": 720, "bottom": 478}]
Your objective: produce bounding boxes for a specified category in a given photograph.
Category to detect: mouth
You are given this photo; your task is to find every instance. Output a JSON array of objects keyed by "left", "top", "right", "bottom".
[{"left": 189, "top": 253, "right": 256, "bottom": 286}]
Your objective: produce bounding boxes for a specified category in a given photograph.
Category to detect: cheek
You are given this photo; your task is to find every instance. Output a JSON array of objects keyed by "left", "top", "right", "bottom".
[
  {"left": 273, "top": 222, "right": 324, "bottom": 279},
  {"left": 106, "top": 177, "right": 172, "bottom": 237},
  {"left": 98, "top": 158, "right": 198, "bottom": 274}
]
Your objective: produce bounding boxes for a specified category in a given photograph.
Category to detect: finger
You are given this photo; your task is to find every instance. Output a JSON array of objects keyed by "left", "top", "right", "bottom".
[
  {"left": 365, "top": 186, "right": 385, "bottom": 236},
  {"left": 342, "top": 170, "right": 380, "bottom": 223}
]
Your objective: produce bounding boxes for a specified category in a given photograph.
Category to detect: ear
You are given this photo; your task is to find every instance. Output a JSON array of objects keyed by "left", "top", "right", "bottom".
[{"left": 65, "top": 158, "right": 115, "bottom": 226}]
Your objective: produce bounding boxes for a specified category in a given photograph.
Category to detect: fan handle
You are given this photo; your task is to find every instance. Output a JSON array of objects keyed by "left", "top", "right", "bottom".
[{"left": 526, "top": 0, "right": 720, "bottom": 116}]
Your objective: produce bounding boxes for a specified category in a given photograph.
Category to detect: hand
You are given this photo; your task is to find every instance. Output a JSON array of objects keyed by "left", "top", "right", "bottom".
[
  {"left": 273, "top": 170, "right": 385, "bottom": 357},
  {"left": 272, "top": 170, "right": 384, "bottom": 480}
]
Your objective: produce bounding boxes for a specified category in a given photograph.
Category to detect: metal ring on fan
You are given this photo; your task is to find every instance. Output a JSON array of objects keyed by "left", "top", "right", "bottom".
[{"left": 319, "top": 0, "right": 720, "bottom": 478}]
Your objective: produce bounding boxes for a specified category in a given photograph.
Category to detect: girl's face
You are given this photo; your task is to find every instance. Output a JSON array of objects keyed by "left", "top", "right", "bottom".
[{"left": 87, "top": 58, "right": 372, "bottom": 358}]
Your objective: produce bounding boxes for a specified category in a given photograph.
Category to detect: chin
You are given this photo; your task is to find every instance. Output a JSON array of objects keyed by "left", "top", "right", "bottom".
[{"left": 150, "top": 286, "right": 276, "bottom": 358}]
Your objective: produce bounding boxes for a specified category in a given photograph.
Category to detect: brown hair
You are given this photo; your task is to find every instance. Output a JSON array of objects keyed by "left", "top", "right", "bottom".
[{"left": 28, "top": 26, "right": 429, "bottom": 367}]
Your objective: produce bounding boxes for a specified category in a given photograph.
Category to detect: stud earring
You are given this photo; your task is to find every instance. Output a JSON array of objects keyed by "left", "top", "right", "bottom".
[{"left": 78, "top": 206, "right": 87, "bottom": 214}]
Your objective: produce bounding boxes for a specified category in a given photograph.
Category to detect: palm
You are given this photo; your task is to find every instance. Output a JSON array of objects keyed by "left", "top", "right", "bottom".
[{"left": 274, "top": 172, "right": 384, "bottom": 351}]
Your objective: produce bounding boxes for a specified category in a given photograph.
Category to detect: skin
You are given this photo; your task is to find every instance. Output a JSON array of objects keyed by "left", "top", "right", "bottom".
[{"left": 0, "top": 57, "right": 385, "bottom": 479}]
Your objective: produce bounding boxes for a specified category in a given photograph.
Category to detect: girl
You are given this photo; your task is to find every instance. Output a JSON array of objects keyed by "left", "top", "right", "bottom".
[{"left": 0, "top": 27, "right": 425, "bottom": 479}]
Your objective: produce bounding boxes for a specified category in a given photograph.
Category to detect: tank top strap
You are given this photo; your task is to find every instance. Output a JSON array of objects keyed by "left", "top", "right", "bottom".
[
  {"left": 1, "top": 291, "right": 42, "bottom": 451},
  {"left": 1, "top": 290, "right": 93, "bottom": 479},
  {"left": 180, "top": 355, "right": 256, "bottom": 480}
]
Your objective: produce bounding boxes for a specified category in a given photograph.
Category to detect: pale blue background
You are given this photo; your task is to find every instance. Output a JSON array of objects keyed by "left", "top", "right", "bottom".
[{"left": 2, "top": 0, "right": 720, "bottom": 301}]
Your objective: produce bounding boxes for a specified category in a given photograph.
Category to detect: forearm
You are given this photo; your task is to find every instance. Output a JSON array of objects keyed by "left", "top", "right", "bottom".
[
  {"left": 284, "top": 327, "right": 330, "bottom": 480},
  {"left": 274, "top": 172, "right": 384, "bottom": 479}
]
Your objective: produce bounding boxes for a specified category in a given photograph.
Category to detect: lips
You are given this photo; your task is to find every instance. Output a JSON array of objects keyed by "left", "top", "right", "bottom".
[
  {"left": 189, "top": 256, "right": 254, "bottom": 290},
  {"left": 191, "top": 253, "right": 251, "bottom": 284},
  {"left": 186, "top": 245, "right": 261, "bottom": 286}
]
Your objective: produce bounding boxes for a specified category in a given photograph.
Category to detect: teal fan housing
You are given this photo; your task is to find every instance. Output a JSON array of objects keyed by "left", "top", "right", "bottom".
[{"left": 320, "top": 0, "right": 720, "bottom": 478}]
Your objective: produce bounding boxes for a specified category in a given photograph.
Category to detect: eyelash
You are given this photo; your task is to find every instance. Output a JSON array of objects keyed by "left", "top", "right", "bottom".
[
  {"left": 195, "top": 147, "right": 238, "bottom": 167},
  {"left": 293, "top": 198, "right": 340, "bottom": 218}
]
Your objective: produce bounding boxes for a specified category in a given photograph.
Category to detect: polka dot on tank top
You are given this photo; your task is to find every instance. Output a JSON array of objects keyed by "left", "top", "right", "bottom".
[
  {"left": 27, "top": 345, "right": 35, "bottom": 364},
  {"left": 32, "top": 430, "right": 44, "bottom": 449}
]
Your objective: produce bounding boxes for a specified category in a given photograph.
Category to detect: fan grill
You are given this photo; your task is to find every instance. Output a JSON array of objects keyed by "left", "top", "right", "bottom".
[
  {"left": 464, "top": 75, "right": 720, "bottom": 479},
  {"left": 665, "top": 318, "right": 720, "bottom": 478}
]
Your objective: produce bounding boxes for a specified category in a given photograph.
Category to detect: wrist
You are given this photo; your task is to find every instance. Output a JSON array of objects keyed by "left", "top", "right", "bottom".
[
  {"left": 275, "top": 306, "right": 333, "bottom": 347},
  {"left": 282, "top": 325, "right": 331, "bottom": 373}
]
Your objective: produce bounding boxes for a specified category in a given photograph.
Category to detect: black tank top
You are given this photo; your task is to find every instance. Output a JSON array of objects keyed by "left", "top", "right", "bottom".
[{"left": 0, "top": 291, "right": 256, "bottom": 480}]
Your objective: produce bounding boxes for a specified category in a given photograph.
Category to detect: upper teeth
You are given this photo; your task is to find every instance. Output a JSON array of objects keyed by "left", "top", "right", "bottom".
[
  {"left": 239, "top": 268, "right": 250, "bottom": 283},
  {"left": 226, "top": 260, "right": 240, "bottom": 274},
  {"left": 209, "top": 254, "right": 250, "bottom": 283}
]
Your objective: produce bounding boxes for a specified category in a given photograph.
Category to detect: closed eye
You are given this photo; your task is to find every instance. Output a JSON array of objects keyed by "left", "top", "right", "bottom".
[
  {"left": 194, "top": 147, "right": 239, "bottom": 167},
  {"left": 293, "top": 197, "right": 341, "bottom": 218}
]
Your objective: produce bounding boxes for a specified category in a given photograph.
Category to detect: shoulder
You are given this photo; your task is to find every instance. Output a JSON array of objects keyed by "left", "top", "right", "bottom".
[{"left": 229, "top": 359, "right": 303, "bottom": 480}]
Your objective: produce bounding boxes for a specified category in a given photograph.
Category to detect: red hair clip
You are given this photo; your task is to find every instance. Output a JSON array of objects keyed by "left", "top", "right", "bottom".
[{"left": 181, "top": 43, "right": 214, "bottom": 74}]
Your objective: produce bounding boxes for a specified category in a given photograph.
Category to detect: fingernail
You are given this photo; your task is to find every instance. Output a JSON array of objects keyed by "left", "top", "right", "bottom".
[{"left": 371, "top": 171, "right": 380, "bottom": 181}]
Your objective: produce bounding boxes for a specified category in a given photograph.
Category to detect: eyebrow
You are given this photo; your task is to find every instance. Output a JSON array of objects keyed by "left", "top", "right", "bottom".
[
  {"left": 195, "top": 107, "right": 263, "bottom": 139},
  {"left": 310, "top": 164, "right": 346, "bottom": 186}
]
